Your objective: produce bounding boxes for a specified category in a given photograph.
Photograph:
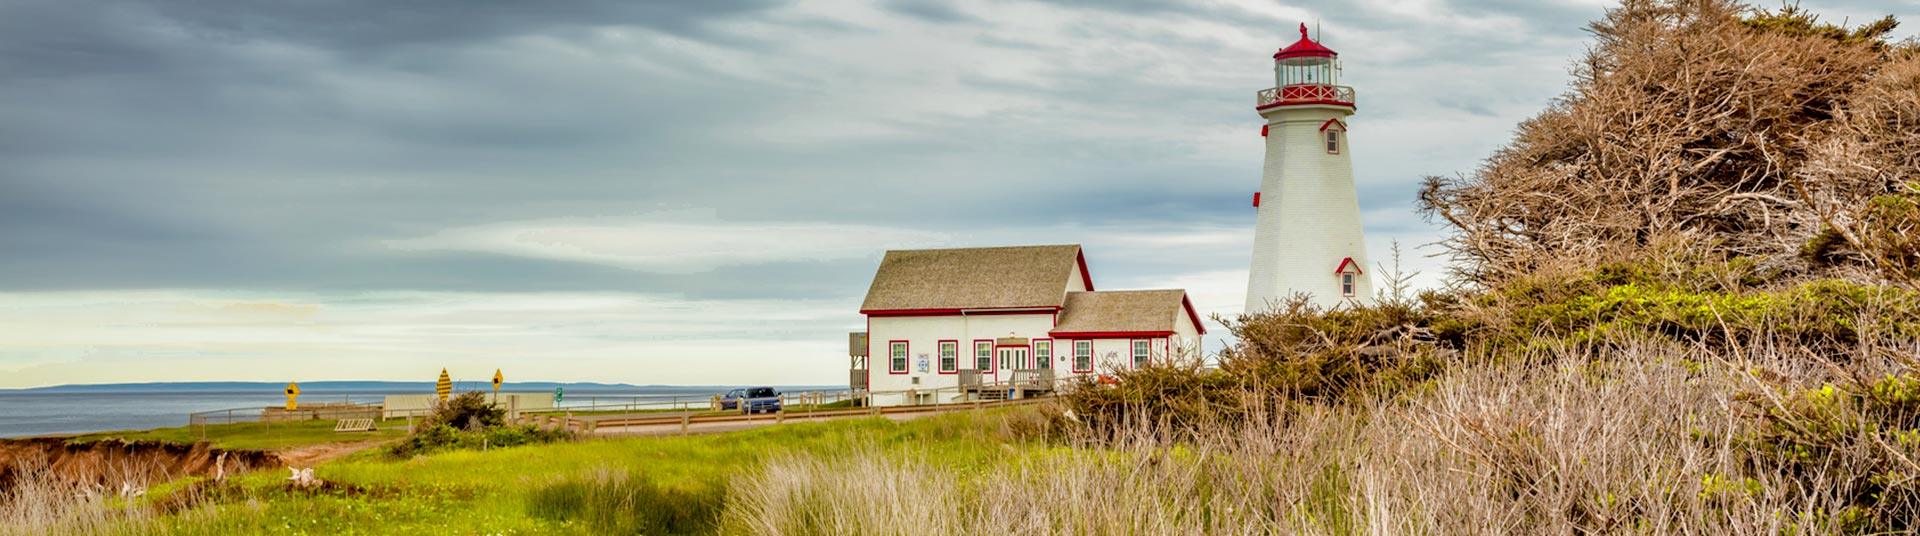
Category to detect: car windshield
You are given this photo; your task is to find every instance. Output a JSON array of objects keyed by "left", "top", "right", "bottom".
[
  {"left": 747, "top": 388, "right": 774, "bottom": 398},
  {"left": 726, "top": 389, "right": 742, "bottom": 397}
]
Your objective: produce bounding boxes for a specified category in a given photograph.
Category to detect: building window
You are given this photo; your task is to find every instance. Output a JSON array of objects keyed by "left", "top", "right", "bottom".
[
  {"left": 1074, "top": 341, "right": 1092, "bottom": 372},
  {"left": 890, "top": 342, "right": 908, "bottom": 373},
  {"left": 1132, "top": 340, "right": 1151, "bottom": 369},
  {"left": 1341, "top": 273, "right": 1356, "bottom": 297},
  {"left": 1326, "top": 131, "right": 1340, "bottom": 154},
  {"left": 1034, "top": 340, "right": 1052, "bottom": 368},
  {"left": 938, "top": 341, "right": 957, "bottom": 373},
  {"left": 974, "top": 341, "right": 992, "bottom": 370}
]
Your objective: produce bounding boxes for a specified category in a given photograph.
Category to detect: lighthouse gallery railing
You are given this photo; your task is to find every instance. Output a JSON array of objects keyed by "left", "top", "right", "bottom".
[{"left": 1256, "top": 84, "right": 1355, "bottom": 108}]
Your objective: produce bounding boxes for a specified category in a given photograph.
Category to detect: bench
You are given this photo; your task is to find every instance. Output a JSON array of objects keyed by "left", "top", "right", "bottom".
[{"left": 333, "top": 418, "right": 376, "bottom": 432}]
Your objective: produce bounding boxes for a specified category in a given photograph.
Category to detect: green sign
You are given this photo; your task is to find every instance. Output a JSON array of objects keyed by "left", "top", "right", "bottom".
[{"left": 555, "top": 387, "right": 563, "bottom": 403}]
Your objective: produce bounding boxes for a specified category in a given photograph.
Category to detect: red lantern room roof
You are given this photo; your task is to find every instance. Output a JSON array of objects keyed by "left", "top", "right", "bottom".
[{"left": 1273, "top": 23, "right": 1336, "bottom": 60}]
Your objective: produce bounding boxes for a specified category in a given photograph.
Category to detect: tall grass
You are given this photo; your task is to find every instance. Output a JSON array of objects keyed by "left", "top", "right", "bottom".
[
  {"left": 719, "top": 340, "right": 1909, "bottom": 534},
  {"left": 526, "top": 467, "right": 724, "bottom": 534},
  {"left": 1, "top": 457, "right": 152, "bottom": 535}
]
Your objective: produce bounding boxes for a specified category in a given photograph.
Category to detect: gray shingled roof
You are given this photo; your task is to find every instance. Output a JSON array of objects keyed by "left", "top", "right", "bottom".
[
  {"left": 1050, "top": 290, "right": 1191, "bottom": 333},
  {"left": 859, "top": 245, "right": 1084, "bottom": 312}
]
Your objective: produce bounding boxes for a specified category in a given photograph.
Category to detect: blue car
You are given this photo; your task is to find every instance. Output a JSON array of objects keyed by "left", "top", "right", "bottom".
[{"left": 720, "top": 387, "right": 782, "bottom": 414}]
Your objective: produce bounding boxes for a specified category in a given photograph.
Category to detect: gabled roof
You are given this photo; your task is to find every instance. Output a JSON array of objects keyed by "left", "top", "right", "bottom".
[
  {"left": 1050, "top": 290, "right": 1207, "bottom": 336},
  {"left": 859, "top": 244, "right": 1090, "bottom": 313}
]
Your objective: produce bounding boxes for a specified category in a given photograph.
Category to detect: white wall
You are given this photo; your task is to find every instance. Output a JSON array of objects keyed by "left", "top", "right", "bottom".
[
  {"left": 865, "top": 312, "right": 1055, "bottom": 406},
  {"left": 1246, "top": 103, "right": 1374, "bottom": 312}
]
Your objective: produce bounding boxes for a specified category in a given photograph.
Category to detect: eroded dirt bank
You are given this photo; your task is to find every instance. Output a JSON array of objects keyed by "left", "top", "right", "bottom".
[{"left": 0, "top": 438, "right": 277, "bottom": 492}]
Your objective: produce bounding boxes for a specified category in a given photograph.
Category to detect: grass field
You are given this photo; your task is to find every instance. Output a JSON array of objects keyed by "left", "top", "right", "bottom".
[
  {"left": 69, "top": 419, "right": 409, "bottom": 451},
  {"left": 21, "top": 408, "right": 1038, "bottom": 535}
]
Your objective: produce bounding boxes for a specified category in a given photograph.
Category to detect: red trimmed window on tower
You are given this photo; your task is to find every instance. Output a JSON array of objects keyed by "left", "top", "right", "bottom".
[{"left": 1326, "top": 130, "right": 1340, "bottom": 154}]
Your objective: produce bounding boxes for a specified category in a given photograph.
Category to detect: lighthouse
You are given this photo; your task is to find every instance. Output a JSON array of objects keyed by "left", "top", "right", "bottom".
[{"left": 1245, "top": 24, "right": 1372, "bottom": 312}]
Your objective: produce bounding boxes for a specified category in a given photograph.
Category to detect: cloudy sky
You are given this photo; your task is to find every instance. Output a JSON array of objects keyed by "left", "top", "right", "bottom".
[{"left": 2, "top": 0, "right": 1912, "bottom": 389}]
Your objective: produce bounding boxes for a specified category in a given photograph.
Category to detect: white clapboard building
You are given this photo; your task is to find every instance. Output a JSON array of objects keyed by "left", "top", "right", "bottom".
[
  {"left": 848, "top": 245, "right": 1205, "bottom": 406},
  {"left": 1246, "top": 24, "right": 1374, "bottom": 312}
]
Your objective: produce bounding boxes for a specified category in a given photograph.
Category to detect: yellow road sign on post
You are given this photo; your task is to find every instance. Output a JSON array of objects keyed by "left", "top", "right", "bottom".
[
  {"left": 492, "top": 369, "right": 503, "bottom": 404},
  {"left": 436, "top": 368, "right": 452, "bottom": 402},
  {"left": 285, "top": 382, "right": 300, "bottom": 411}
]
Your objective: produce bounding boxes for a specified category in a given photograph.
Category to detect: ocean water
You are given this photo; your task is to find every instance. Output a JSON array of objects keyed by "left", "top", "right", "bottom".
[{"left": 0, "top": 387, "right": 763, "bottom": 438}]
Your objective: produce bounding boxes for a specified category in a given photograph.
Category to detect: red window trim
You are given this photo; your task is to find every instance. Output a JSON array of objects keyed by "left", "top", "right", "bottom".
[
  {"left": 1318, "top": 118, "right": 1347, "bottom": 132},
  {"left": 1070, "top": 340, "right": 1094, "bottom": 374},
  {"left": 887, "top": 340, "right": 909, "bottom": 375},
  {"left": 1033, "top": 338, "right": 1054, "bottom": 370},
  {"left": 937, "top": 340, "right": 958, "bottom": 374},
  {"left": 972, "top": 339, "right": 994, "bottom": 375}
]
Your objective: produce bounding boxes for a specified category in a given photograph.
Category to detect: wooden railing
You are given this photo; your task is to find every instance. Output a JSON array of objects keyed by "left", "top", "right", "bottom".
[{"left": 1256, "top": 84, "right": 1355, "bottom": 108}]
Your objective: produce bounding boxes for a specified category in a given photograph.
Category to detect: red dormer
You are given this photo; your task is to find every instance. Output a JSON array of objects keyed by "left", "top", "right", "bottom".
[{"left": 1274, "top": 23, "right": 1337, "bottom": 60}]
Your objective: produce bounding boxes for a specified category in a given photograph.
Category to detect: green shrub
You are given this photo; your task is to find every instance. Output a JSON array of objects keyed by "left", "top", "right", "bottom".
[
  {"left": 422, "top": 391, "right": 506, "bottom": 431},
  {"left": 1472, "top": 257, "right": 1920, "bottom": 354},
  {"left": 1744, "top": 374, "right": 1920, "bottom": 533},
  {"left": 526, "top": 470, "right": 724, "bottom": 535},
  {"left": 1067, "top": 294, "right": 1447, "bottom": 434}
]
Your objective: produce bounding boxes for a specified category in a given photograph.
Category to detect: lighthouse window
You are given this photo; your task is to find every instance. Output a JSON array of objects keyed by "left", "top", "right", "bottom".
[
  {"left": 1326, "top": 131, "right": 1340, "bottom": 154},
  {"left": 1341, "top": 273, "right": 1356, "bottom": 297}
]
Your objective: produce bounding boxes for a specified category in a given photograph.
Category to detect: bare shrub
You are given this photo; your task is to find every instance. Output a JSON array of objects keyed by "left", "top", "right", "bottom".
[{"left": 1418, "top": 0, "right": 1914, "bottom": 286}]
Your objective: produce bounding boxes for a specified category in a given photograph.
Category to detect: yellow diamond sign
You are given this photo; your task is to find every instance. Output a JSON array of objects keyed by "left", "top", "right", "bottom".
[{"left": 284, "top": 382, "right": 300, "bottom": 410}]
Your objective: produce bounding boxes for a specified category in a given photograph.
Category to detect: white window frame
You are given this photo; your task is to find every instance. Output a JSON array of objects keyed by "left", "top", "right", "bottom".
[
  {"left": 1131, "top": 339, "right": 1151, "bottom": 369},
  {"left": 1341, "top": 273, "right": 1356, "bottom": 297},
  {"left": 1326, "top": 130, "right": 1340, "bottom": 154}
]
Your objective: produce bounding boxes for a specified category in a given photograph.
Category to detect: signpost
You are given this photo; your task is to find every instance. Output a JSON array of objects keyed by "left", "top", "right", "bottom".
[
  {"left": 555, "top": 387, "right": 564, "bottom": 404},
  {"left": 436, "top": 368, "right": 452, "bottom": 402},
  {"left": 492, "top": 369, "right": 503, "bottom": 404},
  {"left": 285, "top": 382, "right": 300, "bottom": 411}
]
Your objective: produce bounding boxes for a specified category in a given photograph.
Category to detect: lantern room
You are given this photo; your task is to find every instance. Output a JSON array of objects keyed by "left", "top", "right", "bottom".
[
  {"left": 1257, "top": 23, "right": 1355, "bottom": 110},
  {"left": 1273, "top": 23, "right": 1338, "bottom": 87}
]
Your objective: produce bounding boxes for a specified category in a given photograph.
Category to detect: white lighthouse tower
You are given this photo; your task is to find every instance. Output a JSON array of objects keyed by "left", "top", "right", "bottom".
[{"left": 1245, "top": 24, "right": 1372, "bottom": 312}]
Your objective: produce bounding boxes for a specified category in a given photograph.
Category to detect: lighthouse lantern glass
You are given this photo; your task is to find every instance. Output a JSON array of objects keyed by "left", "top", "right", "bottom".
[{"left": 1274, "top": 57, "right": 1337, "bottom": 88}]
